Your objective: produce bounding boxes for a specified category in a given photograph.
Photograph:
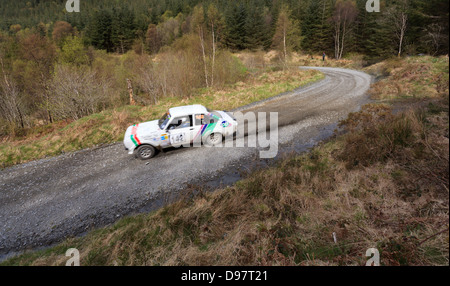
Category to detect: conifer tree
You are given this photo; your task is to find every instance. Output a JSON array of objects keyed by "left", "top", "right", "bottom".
[
  {"left": 224, "top": 3, "right": 247, "bottom": 51},
  {"left": 111, "top": 6, "right": 136, "bottom": 54},
  {"left": 87, "top": 9, "right": 113, "bottom": 52},
  {"left": 244, "top": 4, "right": 269, "bottom": 51}
]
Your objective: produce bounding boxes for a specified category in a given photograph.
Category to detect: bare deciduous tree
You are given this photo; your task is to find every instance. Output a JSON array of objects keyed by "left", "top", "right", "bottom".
[
  {"left": 191, "top": 6, "right": 209, "bottom": 88},
  {"left": 158, "top": 17, "right": 180, "bottom": 47},
  {"left": 207, "top": 4, "right": 224, "bottom": 88},
  {"left": 0, "top": 55, "right": 25, "bottom": 133},
  {"left": 52, "top": 21, "right": 74, "bottom": 46},
  {"left": 137, "top": 64, "right": 160, "bottom": 105},
  {"left": 332, "top": 1, "right": 358, "bottom": 60},
  {"left": 49, "top": 65, "right": 110, "bottom": 120},
  {"left": 272, "top": 5, "right": 301, "bottom": 68},
  {"left": 386, "top": 0, "right": 409, "bottom": 57},
  {"left": 145, "top": 24, "right": 162, "bottom": 54},
  {"left": 425, "top": 23, "right": 444, "bottom": 56}
]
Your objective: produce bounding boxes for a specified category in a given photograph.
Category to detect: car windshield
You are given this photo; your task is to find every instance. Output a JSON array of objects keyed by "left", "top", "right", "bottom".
[
  {"left": 210, "top": 111, "right": 222, "bottom": 118},
  {"left": 158, "top": 112, "right": 171, "bottom": 129}
]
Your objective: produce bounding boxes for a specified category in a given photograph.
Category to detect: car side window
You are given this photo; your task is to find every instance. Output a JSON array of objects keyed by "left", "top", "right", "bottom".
[
  {"left": 195, "top": 114, "right": 205, "bottom": 126},
  {"left": 169, "top": 115, "right": 192, "bottom": 130},
  {"left": 194, "top": 114, "right": 218, "bottom": 126}
]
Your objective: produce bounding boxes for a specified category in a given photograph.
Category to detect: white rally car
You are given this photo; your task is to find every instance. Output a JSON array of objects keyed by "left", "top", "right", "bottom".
[{"left": 124, "top": 104, "right": 237, "bottom": 160}]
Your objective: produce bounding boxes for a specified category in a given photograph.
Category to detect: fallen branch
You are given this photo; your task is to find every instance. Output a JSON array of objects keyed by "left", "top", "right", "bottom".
[{"left": 417, "top": 226, "right": 449, "bottom": 247}]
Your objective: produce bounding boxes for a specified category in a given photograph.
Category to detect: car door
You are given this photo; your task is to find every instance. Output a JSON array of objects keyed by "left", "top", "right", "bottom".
[
  {"left": 195, "top": 113, "right": 222, "bottom": 139},
  {"left": 192, "top": 114, "right": 206, "bottom": 143},
  {"left": 168, "top": 115, "right": 194, "bottom": 146}
]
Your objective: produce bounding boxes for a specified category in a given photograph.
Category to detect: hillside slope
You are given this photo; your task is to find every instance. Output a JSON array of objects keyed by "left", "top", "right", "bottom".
[{"left": 2, "top": 56, "right": 449, "bottom": 266}]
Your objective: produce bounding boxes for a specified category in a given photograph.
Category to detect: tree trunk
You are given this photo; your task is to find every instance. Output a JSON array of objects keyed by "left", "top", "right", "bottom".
[
  {"left": 397, "top": 13, "right": 407, "bottom": 57},
  {"left": 17, "top": 107, "right": 24, "bottom": 129},
  {"left": 283, "top": 26, "right": 287, "bottom": 67},
  {"left": 335, "top": 22, "right": 341, "bottom": 59},
  {"left": 211, "top": 23, "right": 215, "bottom": 88},
  {"left": 339, "top": 20, "right": 346, "bottom": 60},
  {"left": 127, "top": 78, "right": 136, "bottom": 105},
  {"left": 44, "top": 86, "right": 53, "bottom": 124},
  {"left": 199, "top": 27, "right": 209, "bottom": 88}
]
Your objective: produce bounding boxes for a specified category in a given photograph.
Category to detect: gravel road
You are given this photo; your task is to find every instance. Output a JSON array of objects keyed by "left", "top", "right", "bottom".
[{"left": 0, "top": 67, "right": 373, "bottom": 259}]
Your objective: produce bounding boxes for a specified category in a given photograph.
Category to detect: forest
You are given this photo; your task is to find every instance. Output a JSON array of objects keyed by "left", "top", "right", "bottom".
[{"left": 0, "top": 0, "right": 449, "bottom": 137}]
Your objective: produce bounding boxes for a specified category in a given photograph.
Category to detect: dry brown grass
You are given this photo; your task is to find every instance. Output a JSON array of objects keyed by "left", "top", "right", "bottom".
[
  {"left": 366, "top": 56, "right": 449, "bottom": 100},
  {"left": 292, "top": 52, "right": 365, "bottom": 69},
  {"left": 235, "top": 51, "right": 365, "bottom": 70}
]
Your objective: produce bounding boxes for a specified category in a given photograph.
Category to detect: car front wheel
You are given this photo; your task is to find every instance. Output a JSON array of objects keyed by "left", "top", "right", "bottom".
[{"left": 136, "top": 145, "right": 156, "bottom": 160}]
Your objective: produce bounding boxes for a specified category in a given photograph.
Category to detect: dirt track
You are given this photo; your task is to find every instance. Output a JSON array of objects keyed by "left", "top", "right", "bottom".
[{"left": 0, "top": 67, "right": 373, "bottom": 259}]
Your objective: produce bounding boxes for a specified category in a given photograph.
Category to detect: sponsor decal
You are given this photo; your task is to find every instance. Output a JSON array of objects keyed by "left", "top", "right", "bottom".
[{"left": 203, "top": 114, "right": 220, "bottom": 135}]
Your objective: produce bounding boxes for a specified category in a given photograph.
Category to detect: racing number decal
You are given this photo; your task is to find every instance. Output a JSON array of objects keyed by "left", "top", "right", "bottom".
[
  {"left": 171, "top": 133, "right": 185, "bottom": 144},
  {"left": 176, "top": 133, "right": 184, "bottom": 143}
]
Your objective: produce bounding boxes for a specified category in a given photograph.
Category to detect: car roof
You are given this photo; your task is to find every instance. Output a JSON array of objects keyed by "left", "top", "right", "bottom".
[{"left": 169, "top": 105, "right": 209, "bottom": 118}]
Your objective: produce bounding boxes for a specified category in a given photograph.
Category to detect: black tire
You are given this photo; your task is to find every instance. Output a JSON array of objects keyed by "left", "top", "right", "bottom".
[
  {"left": 136, "top": 145, "right": 156, "bottom": 160},
  {"left": 205, "top": 132, "right": 223, "bottom": 146}
]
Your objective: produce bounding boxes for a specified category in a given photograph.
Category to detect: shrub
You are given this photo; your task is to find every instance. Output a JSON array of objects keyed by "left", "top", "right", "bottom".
[
  {"left": 48, "top": 65, "right": 111, "bottom": 120},
  {"left": 339, "top": 104, "right": 421, "bottom": 168}
]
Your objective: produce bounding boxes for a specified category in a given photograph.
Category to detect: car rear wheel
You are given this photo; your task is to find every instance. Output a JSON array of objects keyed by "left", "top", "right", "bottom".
[
  {"left": 205, "top": 133, "right": 223, "bottom": 146},
  {"left": 136, "top": 145, "right": 156, "bottom": 160}
]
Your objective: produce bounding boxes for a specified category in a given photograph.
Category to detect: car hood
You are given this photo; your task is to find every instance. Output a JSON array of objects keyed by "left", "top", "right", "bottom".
[
  {"left": 132, "top": 120, "right": 161, "bottom": 140},
  {"left": 138, "top": 120, "right": 160, "bottom": 132}
]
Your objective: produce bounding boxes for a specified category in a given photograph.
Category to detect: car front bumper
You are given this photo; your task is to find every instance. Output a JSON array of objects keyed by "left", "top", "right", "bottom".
[{"left": 123, "top": 126, "right": 136, "bottom": 154}]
